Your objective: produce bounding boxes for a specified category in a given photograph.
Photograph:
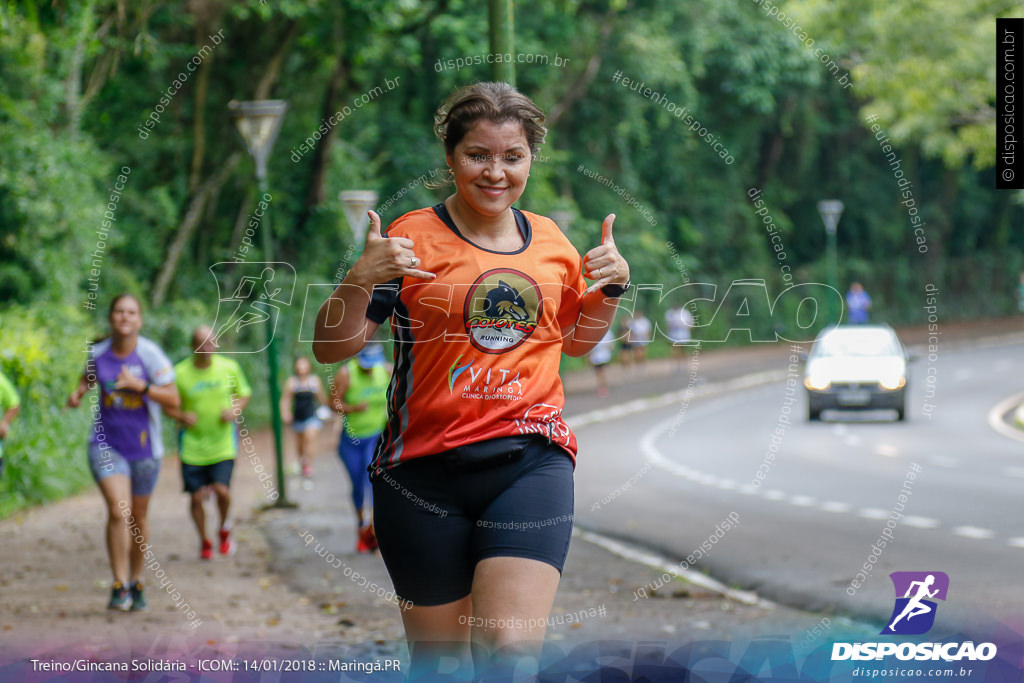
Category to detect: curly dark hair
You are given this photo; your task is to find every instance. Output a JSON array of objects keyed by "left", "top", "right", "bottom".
[{"left": 434, "top": 81, "right": 547, "bottom": 157}]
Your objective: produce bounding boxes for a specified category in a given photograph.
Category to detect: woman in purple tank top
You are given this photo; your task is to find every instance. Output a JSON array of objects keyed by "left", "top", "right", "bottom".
[{"left": 66, "top": 294, "right": 180, "bottom": 612}]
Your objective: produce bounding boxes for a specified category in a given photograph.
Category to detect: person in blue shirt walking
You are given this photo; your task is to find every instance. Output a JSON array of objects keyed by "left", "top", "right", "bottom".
[{"left": 846, "top": 282, "right": 872, "bottom": 324}]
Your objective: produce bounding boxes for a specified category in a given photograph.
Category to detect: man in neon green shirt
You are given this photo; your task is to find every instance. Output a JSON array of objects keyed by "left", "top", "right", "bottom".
[
  {"left": 331, "top": 344, "right": 390, "bottom": 553},
  {"left": 0, "top": 369, "right": 20, "bottom": 477},
  {"left": 168, "top": 326, "right": 251, "bottom": 559}
]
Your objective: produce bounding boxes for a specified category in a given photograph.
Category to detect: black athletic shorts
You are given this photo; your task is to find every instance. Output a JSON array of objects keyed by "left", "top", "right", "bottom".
[
  {"left": 181, "top": 458, "right": 235, "bottom": 493},
  {"left": 370, "top": 436, "right": 574, "bottom": 606}
]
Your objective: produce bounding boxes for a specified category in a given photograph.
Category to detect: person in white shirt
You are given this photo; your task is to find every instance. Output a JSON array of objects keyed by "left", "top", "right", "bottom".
[
  {"left": 627, "top": 311, "right": 652, "bottom": 366},
  {"left": 664, "top": 305, "right": 695, "bottom": 370},
  {"left": 589, "top": 330, "right": 616, "bottom": 397}
]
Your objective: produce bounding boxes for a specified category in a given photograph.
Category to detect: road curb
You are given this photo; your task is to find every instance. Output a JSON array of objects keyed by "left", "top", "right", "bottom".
[
  {"left": 572, "top": 527, "right": 774, "bottom": 608},
  {"left": 1014, "top": 404, "right": 1024, "bottom": 430},
  {"left": 988, "top": 391, "right": 1024, "bottom": 444}
]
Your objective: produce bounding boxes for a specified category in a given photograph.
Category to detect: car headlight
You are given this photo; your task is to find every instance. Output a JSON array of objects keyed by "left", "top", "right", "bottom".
[
  {"left": 879, "top": 375, "right": 906, "bottom": 390},
  {"left": 804, "top": 375, "right": 830, "bottom": 391}
]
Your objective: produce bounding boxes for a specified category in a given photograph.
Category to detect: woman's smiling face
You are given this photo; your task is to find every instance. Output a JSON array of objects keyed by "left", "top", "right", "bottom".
[{"left": 446, "top": 119, "right": 532, "bottom": 219}]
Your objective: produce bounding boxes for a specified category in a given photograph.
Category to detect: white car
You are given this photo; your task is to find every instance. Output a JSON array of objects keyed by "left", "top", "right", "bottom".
[{"left": 803, "top": 325, "right": 909, "bottom": 422}]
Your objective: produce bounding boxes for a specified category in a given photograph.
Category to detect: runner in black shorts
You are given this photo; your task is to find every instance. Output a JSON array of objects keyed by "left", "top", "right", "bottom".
[
  {"left": 167, "top": 326, "right": 251, "bottom": 560},
  {"left": 371, "top": 436, "right": 575, "bottom": 606},
  {"left": 313, "top": 82, "right": 630, "bottom": 678},
  {"left": 281, "top": 357, "right": 326, "bottom": 480}
]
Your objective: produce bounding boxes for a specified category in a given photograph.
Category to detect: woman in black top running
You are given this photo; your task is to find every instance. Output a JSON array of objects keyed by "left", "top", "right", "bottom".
[{"left": 280, "top": 357, "right": 326, "bottom": 479}]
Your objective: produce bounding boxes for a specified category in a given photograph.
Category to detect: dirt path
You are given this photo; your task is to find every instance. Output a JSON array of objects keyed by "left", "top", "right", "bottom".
[
  {"left": 1, "top": 316, "right": 1020, "bottom": 670},
  {"left": 0, "top": 427, "right": 351, "bottom": 655}
]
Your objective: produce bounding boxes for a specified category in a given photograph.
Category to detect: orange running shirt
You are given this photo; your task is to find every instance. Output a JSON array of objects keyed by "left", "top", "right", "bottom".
[{"left": 366, "top": 203, "right": 586, "bottom": 471}]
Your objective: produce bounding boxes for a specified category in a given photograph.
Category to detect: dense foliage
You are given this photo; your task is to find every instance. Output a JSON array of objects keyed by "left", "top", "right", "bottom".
[{"left": 1, "top": 0, "right": 1021, "bottom": 510}]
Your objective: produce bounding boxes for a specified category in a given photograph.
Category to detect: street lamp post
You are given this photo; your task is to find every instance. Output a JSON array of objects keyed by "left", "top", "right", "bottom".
[
  {"left": 227, "top": 99, "right": 295, "bottom": 509},
  {"left": 339, "top": 190, "right": 379, "bottom": 255},
  {"left": 817, "top": 199, "right": 844, "bottom": 326}
]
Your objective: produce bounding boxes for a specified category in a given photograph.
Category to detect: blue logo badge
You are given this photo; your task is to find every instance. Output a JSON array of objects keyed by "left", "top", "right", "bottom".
[{"left": 881, "top": 571, "right": 949, "bottom": 635}]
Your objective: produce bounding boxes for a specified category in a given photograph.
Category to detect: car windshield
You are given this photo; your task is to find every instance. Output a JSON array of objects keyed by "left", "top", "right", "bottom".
[{"left": 814, "top": 330, "right": 900, "bottom": 358}]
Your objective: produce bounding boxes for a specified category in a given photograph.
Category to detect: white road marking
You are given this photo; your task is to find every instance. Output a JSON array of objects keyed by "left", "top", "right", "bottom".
[
  {"left": 928, "top": 455, "right": 959, "bottom": 468},
  {"left": 987, "top": 391, "right": 1024, "bottom": 445},
  {"left": 844, "top": 435, "right": 862, "bottom": 447},
  {"left": 572, "top": 527, "right": 773, "bottom": 607},
  {"left": 952, "top": 526, "right": 995, "bottom": 540},
  {"left": 954, "top": 369, "right": 974, "bottom": 382},
  {"left": 695, "top": 473, "right": 718, "bottom": 486},
  {"left": 608, "top": 370, "right": 1020, "bottom": 553}
]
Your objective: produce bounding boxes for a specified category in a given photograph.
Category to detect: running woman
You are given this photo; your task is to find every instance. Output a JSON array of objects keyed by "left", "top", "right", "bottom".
[
  {"left": 280, "top": 357, "right": 326, "bottom": 479},
  {"left": 0, "top": 368, "right": 20, "bottom": 477},
  {"left": 66, "top": 294, "right": 180, "bottom": 611},
  {"left": 167, "top": 326, "right": 251, "bottom": 560},
  {"left": 330, "top": 343, "right": 390, "bottom": 553},
  {"left": 312, "top": 82, "right": 630, "bottom": 677}
]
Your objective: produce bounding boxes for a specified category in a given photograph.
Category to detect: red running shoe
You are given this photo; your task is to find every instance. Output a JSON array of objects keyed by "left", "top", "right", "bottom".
[
  {"left": 355, "top": 525, "right": 378, "bottom": 553},
  {"left": 200, "top": 538, "right": 213, "bottom": 560},
  {"left": 219, "top": 527, "right": 235, "bottom": 556}
]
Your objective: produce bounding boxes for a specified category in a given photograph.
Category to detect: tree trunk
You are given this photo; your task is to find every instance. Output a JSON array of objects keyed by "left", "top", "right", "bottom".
[
  {"left": 64, "top": 0, "right": 98, "bottom": 137},
  {"left": 253, "top": 20, "right": 301, "bottom": 100},
  {"left": 548, "top": 12, "right": 610, "bottom": 127},
  {"left": 227, "top": 188, "right": 255, "bottom": 263},
  {"left": 546, "top": 13, "right": 615, "bottom": 128},
  {"left": 151, "top": 152, "right": 242, "bottom": 306},
  {"left": 293, "top": 51, "right": 351, "bottom": 238},
  {"left": 188, "top": 19, "right": 213, "bottom": 192}
]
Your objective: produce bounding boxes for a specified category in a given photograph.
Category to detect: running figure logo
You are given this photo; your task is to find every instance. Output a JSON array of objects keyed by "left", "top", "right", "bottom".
[
  {"left": 881, "top": 571, "right": 949, "bottom": 635},
  {"left": 209, "top": 262, "right": 295, "bottom": 353}
]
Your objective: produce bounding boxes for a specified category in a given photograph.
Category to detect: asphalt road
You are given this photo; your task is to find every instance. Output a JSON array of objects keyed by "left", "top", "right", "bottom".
[{"left": 573, "top": 337, "right": 1024, "bottom": 638}]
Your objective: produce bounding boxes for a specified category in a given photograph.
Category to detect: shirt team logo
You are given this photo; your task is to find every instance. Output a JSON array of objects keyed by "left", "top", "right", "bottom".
[
  {"left": 464, "top": 268, "right": 543, "bottom": 354},
  {"left": 881, "top": 571, "right": 949, "bottom": 635}
]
